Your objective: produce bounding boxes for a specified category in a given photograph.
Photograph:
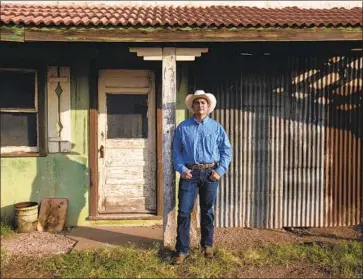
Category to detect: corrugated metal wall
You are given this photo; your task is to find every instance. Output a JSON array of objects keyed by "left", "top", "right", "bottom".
[{"left": 191, "top": 50, "right": 362, "bottom": 228}]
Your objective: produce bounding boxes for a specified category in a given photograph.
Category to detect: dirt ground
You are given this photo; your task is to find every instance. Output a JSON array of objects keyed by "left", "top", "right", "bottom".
[
  {"left": 214, "top": 226, "right": 362, "bottom": 278},
  {"left": 215, "top": 226, "right": 361, "bottom": 250},
  {"left": 1, "top": 225, "right": 361, "bottom": 278}
]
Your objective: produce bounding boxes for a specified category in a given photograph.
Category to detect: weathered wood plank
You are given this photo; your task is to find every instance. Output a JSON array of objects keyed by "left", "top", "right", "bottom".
[
  {"left": 59, "top": 67, "right": 71, "bottom": 152},
  {"left": 104, "top": 76, "right": 149, "bottom": 88},
  {"left": 147, "top": 71, "right": 157, "bottom": 214},
  {"left": 157, "top": 106, "right": 163, "bottom": 217},
  {"left": 143, "top": 55, "right": 197, "bottom": 61},
  {"left": 129, "top": 47, "right": 162, "bottom": 56},
  {"left": 19, "top": 26, "right": 363, "bottom": 42},
  {"left": 47, "top": 66, "right": 71, "bottom": 153},
  {"left": 162, "top": 47, "right": 177, "bottom": 247},
  {"left": 105, "top": 178, "right": 147, "bottom": 185},
  {"left": 105, "top": 148, "right": 148, "bottom": 159},
  {"left": 99, "top": 69, "right": 149, "bottom": 78},
  {"left": 106, "top": 166, "right": 148, "bottom": 176},
  {"left": 105, "top": 159, "right": 147, "bottom": 167},
  {"left": 89, "top": 61, "right": 99, "bottom": 217},
  {"left": 106, "top": 139, "right": 147, "bottom": 149},
  {"left": 103, "top": 190, "right": 146, "bottom": 198},
  {"left": 103, "top": 87, "right": 149, "bottom": 94},
  {"left": 0, "top": 25, "right": 24, "bottom": 42},
  {"left": 101, "top": 196, "right": 153, "bottom": 213},
  {"left": 129, "top": 47, "right": 209, "bottom": 61},
  {"left": 47, "top": 67, "right": 60, "bottom": 153},
  {"left": 176, "top": 48, "right": 208, "bottom": 56}
]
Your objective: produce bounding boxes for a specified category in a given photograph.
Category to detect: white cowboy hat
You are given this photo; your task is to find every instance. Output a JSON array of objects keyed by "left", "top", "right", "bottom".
[{"left": 185, "top": 90, "right": 217, "bottom": 114}]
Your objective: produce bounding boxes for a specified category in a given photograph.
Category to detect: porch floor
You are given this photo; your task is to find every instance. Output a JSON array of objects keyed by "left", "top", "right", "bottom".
[{"left": 65, "top": 225, "right": 163, "bottom": 251}]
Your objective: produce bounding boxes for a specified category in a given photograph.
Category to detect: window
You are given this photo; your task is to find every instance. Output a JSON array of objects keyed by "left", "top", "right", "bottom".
[
  {"left": 0, "top": 68, "right": 42, "bottom": 154},
  {"left": 106, "top": 94, "right": 148, "bottom": 139}
]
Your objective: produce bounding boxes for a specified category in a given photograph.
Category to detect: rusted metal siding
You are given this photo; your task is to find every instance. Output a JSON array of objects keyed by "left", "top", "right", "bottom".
[
  {"left": 192, "top": 50, "right": 362, "bottom": 228},
  {"left": 325, "top": 56, "right": 362, "bottom": 227},
  {"left": 210, "top": 68, "right": 286, "bottom": 228}
]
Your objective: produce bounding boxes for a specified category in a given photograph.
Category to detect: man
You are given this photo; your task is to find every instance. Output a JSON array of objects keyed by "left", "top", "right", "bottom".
[{"left": 172, "top": 89, "right": 232, "bottom": 264}]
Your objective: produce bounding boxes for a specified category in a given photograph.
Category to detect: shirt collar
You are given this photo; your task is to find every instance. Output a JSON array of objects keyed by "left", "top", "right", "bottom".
[{"left": 192, "top": 115, "right": 210, "bottom": 125}]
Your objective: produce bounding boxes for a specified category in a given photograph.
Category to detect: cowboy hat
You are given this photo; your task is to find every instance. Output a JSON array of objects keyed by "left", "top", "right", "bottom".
[{"left": 185, "top": 90, "right": 217, "bottom": 114}]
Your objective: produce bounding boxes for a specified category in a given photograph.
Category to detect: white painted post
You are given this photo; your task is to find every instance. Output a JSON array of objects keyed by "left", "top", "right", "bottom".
[
  {"left": 128, "top": 47, "right": 208, "bottom": 247},
  {"left": 162, "top": 47, "right": 177, "bottom": 247}
]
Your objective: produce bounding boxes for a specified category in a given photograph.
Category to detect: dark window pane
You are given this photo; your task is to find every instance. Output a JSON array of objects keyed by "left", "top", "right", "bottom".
[
  {"left": 107, "top": 94, "right": 148, "bottom": 139},
  {"left": 0, "top": 112, "right": 37, "bottom": 147},
  {"left": 0, "top": 70, "right": 36, "bottom": 109}
]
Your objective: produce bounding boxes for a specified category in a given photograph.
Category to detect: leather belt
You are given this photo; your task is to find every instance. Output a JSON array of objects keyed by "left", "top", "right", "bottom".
[{"left": 186, "top": 163, "right": 216, "bottom": 170}]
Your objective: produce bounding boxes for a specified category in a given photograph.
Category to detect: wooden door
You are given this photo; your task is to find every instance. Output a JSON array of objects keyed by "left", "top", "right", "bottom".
[{"left": 98, "top": 69, "right": 156, "bottom": 214}]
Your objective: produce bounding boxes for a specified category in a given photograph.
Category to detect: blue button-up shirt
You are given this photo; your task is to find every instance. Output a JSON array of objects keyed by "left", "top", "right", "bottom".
[{"left": 173, "top": 116, "right": 232, "bottom": 176}]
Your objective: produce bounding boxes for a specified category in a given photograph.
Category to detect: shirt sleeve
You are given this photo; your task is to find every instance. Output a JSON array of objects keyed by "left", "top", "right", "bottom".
[
  {"left": 215, "top": 125, "right": 232, "bottom": 177},
  {"left": 172, "top": 125, "right": 188, "bottom": 175}
]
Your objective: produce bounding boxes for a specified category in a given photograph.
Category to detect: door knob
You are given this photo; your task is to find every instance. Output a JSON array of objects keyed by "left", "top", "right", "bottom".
[{"left": 99, "top": 145, "right": 104, "bottom": 158}]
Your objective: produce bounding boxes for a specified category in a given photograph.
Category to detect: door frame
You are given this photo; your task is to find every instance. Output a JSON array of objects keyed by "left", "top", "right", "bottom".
[{"left": 89, "top": 68, "right": 163, "bottom": 220}]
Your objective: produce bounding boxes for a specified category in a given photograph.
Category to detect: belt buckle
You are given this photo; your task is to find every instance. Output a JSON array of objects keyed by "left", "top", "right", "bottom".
[
  {"left": 187, "top": 163, "right": 215, "bottom": 170},
  {"left": 200, "top": 163, "right": 212, "bottom": 169}
]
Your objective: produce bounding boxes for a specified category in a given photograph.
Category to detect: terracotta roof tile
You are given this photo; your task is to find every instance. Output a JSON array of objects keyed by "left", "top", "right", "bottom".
[{"left": 0, "top": 3, "right": 361, "bottom": 28}]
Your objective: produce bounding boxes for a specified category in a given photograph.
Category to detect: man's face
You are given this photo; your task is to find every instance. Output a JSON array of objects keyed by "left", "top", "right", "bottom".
[{"left": 192, "top": 97, "right": 210, "bottom": 116}]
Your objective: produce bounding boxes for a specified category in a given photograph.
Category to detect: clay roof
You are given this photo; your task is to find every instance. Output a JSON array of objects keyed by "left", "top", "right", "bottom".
[{"left": 0, "top": 3, "right": 362, "bottom": 28}]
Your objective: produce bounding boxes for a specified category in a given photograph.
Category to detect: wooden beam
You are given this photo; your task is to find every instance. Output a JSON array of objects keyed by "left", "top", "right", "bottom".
[
  {"left": 143, "top": 55, "right": 196, "bottom": 61},
  {"left": 162, "top": 47, "right": 177, "bottom": 248},
  {"left": 0, "top": 26, "right": 359, "bottom": 42},
  {"left": 0, "top": 25, "right": 24, "bottom": 42},
  {"left": 156, "top": 106, "right": 163, "bottom": 217},
  {"left": 176, "top": 48, "right": 208, "bottom": 56},
  {"left": 102, "top": 87, "right": 149, "bottom": 94},
  {"left": 129, "top": 47, "right": 162, "bottom": 56},
  {"left": 89, "top": 60, "right": 99, "bottom": 218},
  {"left": 129, "top": 47, "right": 209, "bottom": 61}
]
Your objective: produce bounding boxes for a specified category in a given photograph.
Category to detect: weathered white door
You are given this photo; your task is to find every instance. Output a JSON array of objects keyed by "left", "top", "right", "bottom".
[{"left": 98, "top": 69, "right": 156, "bottom": 214}]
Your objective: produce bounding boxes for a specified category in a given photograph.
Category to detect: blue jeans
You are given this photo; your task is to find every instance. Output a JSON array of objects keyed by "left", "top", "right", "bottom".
[{"left": 175, "top": 168, "right": 219, "bottom": 255}]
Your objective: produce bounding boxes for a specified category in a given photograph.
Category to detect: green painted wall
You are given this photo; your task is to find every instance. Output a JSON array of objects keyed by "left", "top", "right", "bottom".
[
  {"left": 1, "top": 155, "right": 89, "bottom": 226},
  {"left": 1, "top": 60, "right": 90, "bottom": 226},
  {"left": 0, "top": 42, "right": 191, "bottom": 227}
]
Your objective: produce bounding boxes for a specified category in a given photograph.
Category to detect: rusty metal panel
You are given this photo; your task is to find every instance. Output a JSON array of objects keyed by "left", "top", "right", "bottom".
[
  {"left": 283, "top": 56, "right": 327, "bottom": 227},
  {"left": 283, "top": 55, "right": 362, "bottom": 227},
  {"left": 210, "top": 70, "right": 285, "bottom": 228},
  {"left": 192, "top": 50, "right": 362, "bottom": 228},
  {"left": 325, "top": 56, "right": 362, "bottom": 226}
]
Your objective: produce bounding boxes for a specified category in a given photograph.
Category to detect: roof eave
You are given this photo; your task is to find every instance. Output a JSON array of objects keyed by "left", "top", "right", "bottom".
[{"left": 1, "top": 24, "right": 362, "bottom": 43}]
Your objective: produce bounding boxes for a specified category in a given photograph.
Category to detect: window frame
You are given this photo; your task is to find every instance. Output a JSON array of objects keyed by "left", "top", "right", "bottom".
[{"left": 0, "top": 66, "right": 47, "bottom": 157}]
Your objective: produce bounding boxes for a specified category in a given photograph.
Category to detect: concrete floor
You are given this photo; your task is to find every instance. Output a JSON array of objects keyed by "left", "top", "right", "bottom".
[{"left": 65, "top": 225, "right": 163, "bottom": 251}]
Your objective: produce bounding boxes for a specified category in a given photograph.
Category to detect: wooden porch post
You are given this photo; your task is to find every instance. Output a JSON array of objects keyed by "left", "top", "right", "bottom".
[
  {"left": 128, "top": 47, "right": 208, "bottom": 247},
  {"left": 162, "top": 47, "right": 177, "bottom": 247}
]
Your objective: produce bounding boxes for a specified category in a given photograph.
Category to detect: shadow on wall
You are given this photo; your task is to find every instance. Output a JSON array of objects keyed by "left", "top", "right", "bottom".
[
  {"left": 30, "top": 52, "right": 90, "bottom": 227},
  {"left": 30, "top": 155, "right": 89, "bottom": 227},
  {"left": 189, "top": 45, "right": 362, "bottom": 227},
  {"left": 1, "top": 43, "right": 91, "bottom": 228}
]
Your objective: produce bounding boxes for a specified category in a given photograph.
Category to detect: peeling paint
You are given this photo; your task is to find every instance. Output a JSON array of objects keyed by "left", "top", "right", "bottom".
[
  {"left": 1, "top": 155, "right": 89, "bottom": 226},
  {"left": 1, "top": 62, "right": 90, "bottom": 227}
]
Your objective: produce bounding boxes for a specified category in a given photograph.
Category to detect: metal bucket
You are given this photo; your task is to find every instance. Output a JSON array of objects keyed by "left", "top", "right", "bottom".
[{"left": 14, "top": 202, "right": 39, "bottom": 233}]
